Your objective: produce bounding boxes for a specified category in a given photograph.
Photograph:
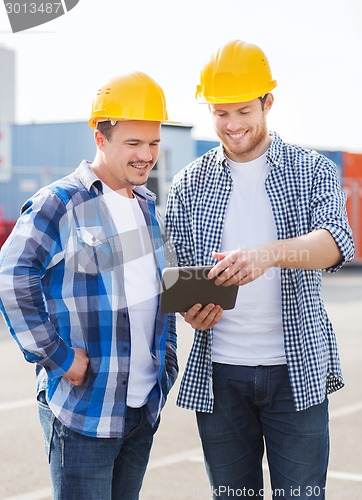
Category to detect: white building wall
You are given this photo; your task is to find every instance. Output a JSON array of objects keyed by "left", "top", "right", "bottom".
[
  {"left": 0, "top": 47, "right": 15, "bottom": 122},
  {"left": 0, "top": 47, "right": 15, "bottom": 182}
]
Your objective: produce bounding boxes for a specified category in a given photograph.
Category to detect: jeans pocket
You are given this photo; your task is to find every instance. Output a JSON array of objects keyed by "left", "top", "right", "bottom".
[{"left": 37, "top": 391, "right": 55, "bottom": 463}]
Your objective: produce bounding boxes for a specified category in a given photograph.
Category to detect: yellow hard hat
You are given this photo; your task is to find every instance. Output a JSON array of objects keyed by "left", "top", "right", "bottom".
[
  {"left": 88, "top": 71, "right": 169, "bottom": 129},
  {"left": 196, "top": 40, "right": 277, "bottom": 104}
]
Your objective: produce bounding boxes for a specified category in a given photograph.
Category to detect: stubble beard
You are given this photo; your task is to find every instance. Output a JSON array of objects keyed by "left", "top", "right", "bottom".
[{"left": 221, "top": 124, "right": 268, "bottom": 161}]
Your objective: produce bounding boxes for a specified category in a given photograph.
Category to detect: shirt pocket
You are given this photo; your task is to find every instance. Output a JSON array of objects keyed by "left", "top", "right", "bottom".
[{"left": 75, "top": 226, "right": 115, "bottom": 274}]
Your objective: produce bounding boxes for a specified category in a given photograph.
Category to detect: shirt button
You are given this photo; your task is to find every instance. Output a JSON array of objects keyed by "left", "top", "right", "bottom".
[
  {"left": 218, "top": 217, "right": 223, "bottom": 222},
  {"left": 226, "top": 185, "right": 231, "bottom": 190}
]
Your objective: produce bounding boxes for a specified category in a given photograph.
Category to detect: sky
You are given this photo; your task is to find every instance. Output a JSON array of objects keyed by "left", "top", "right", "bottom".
[{"left": 0, "top": 0, "right": 361, "bottom": 152}]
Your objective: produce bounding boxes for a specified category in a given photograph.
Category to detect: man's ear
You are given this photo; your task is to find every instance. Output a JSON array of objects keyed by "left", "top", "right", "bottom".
[
  {"left": 94, "top": 130, "right": 105, "bottom": 148},
  {"left": 264, "top": 93, "right": 274, "bottom": 113}
]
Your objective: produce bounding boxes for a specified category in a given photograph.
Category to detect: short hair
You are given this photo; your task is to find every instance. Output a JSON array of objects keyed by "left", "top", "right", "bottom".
[
  {"left": 259, "top": 94, "right": 269, "bottom": 110},
  {"left": 96, "top": 121, "right": 115, "bottom": 141}
]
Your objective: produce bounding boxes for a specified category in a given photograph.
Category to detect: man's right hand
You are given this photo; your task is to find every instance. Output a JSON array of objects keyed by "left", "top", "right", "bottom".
[{"left": 63, "top": 347, "right": 89, "bottom": 386}]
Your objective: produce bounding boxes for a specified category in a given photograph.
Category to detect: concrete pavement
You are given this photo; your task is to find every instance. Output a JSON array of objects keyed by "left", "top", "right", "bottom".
[{"left": 0, "top": 268, "right": 361, "bottom": 499}]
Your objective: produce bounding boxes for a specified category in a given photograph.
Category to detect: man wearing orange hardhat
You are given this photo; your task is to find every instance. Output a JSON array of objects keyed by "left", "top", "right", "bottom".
[
  {"left": 166, "top": 40, "right": 354, "bottom": 499},
  {"left": 0, "top": 71, "right": 199, "bottom": 500}
]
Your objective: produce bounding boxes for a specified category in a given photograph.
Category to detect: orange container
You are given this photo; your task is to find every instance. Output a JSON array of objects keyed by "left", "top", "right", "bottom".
[
  {"left": 343, "top": 177, "right": 362, "bottom": 263},
  {"left": 342, "top": 152, "right": 362, "bottom": 179}
]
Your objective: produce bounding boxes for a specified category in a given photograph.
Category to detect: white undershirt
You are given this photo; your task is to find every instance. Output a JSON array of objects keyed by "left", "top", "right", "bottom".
[
  {"left": 102, "top": 184, "right": 159, "bottom": 407},
  {"left": 212, "top": 153, "right": 286, "bottom": 366}
]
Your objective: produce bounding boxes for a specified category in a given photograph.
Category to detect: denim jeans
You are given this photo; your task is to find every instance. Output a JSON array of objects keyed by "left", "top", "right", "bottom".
[
  {"left": 196, "top": 364, "right": 329, "bottom": 499},
  {"left": 37, "top": 391, "right": 159, "bottom": 500}
]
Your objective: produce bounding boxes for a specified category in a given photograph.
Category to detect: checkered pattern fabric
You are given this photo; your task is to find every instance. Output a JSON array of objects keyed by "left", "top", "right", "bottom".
[
  {"left": 0, "top": 161, "right": 178, "bottom": 438},
  {"left": 165, "top": 132, "right": 354, "bottom": 412}
]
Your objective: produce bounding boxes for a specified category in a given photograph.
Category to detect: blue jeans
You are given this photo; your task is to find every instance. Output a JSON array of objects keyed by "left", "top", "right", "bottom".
[
  {"left": 196, "top": 364, "right": 329, "bottom": 499},
  {"left": 37, "top": 391, "right": 159, "bottom": 500}
]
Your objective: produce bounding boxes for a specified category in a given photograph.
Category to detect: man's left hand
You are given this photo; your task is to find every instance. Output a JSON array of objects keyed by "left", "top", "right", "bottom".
[{"left": 182, "top": 303, "right": 223, "bottom": 330}]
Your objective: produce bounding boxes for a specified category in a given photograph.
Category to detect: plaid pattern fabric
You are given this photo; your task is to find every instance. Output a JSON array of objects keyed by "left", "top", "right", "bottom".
[
  {"left": 165, "top": 132, "right": 354, "bottom": 412},
  {"left": 0, "top": 161, "right": 178, "bottom": 438}
]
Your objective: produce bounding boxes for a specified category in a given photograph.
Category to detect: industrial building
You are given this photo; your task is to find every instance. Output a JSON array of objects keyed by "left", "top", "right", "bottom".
[{"left": 0, "top": 120, "right": 194, "bottom": 219}]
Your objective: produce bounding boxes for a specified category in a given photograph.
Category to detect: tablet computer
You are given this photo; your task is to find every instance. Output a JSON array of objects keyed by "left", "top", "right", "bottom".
[{"left": 160, "top": 266, "right": 238, "bottom": 313}]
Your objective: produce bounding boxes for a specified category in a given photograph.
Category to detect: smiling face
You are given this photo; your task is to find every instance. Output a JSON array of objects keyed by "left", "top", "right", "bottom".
[
  {"left": 210, "top": 94, "right": 274, "bottom": 162},
  {"left": 92, "top": 120, "right": 161, "bottom": 197}
]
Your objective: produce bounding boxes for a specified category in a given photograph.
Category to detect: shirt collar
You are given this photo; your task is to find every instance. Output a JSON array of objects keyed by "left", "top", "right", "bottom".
[
  {"left": 214, "top": 145, "right": 230, "bottom": 172},
  {"left": 133, "top": 185, "right": 157, "bottom": 202},
  {"left": 266, "top": 131, "right": 284, "bottom": 167},
  {"left": 76, "top": 160, "right": 103, "bottom": 193}
]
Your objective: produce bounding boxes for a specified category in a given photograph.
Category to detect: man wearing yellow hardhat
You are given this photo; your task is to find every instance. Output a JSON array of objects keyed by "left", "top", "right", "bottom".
[
  {"left": 165, "top": 40, "right": 354, "bottom": 499},
  {"left": 0, "top": 71, "right": 187, "bottom": 500}
]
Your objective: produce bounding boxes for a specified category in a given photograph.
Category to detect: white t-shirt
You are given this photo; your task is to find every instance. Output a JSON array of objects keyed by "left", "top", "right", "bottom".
[
  {"left": 212, "top": 153, "right": 286, "bottom": 366},
  {"left": 102, "top": 184, "right": 159, "bottom": 407}
]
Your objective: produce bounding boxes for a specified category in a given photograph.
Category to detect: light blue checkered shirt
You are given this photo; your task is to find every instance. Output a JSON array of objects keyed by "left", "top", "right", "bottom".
[
  {"left": 0, "top": 161, "right": 178, "bottom": 437},
  {"left": 165, "top": 132, "right": 354, "bottom": 412}
]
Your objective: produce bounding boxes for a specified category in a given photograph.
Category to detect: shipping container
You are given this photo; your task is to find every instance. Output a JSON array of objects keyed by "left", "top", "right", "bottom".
[
  {"left": 344, "top": 178, "right": 362, "bottom": 264},
  {"left": 0, "top": 207, "right": 15, "bottom": 248},
  {"left": 342, "top": 152, "right": 362, "bottom": 178}
]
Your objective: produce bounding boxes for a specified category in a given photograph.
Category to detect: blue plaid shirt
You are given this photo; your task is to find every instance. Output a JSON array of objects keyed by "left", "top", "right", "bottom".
[
  {"left": 165, "top": 132, "right": 354, "bottom": 412},
  {"left": 0, "top": 161, "right": 178, "bottom": 438}
]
